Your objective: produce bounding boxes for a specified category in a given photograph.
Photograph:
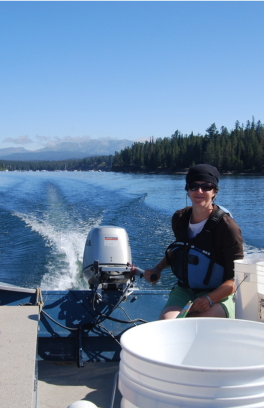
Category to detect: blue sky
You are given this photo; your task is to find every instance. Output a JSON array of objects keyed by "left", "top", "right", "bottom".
[{"left": 0, "top": 1, "right": 263, "bottom": 151}]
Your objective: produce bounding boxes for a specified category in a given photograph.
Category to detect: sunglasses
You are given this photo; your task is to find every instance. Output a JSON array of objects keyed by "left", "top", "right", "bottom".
[{"left": 187, "top": 183, "right": 215, "bottom": 192}]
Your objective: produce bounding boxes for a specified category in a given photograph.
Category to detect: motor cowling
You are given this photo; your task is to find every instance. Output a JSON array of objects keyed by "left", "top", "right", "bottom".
[{"left": 82, "top": 226, "right": 133, "bottom": 289}]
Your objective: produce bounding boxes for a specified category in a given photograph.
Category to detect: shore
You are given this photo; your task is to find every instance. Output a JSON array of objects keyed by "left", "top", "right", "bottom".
[{"left": 111, "top": 166, "right": 264, "bottom": 176}]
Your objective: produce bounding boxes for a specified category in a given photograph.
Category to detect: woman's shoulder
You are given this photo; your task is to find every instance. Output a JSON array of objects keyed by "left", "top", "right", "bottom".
[
  {"left": 213, "top": 205, "right": 243, "bottom": 248},
  {"left": 213, "top": 204, "right": 241, "bottom": 232},
  {"left": 221, "top": 213, "right": 242, "bottom": 234},
  {"left": 171, "top": 206, "right": 192, "bottom": 235},
  {"left": 172, "top": 206, "right": 192, "bottom": 220}
]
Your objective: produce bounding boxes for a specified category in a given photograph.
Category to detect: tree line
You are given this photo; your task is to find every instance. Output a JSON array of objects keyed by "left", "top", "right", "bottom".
[
  {"left": 1, "top": 155, "right": 114, "bottom": 172},
  {"left": 112, "top": 119, "right": 264, "bottom": 173}
]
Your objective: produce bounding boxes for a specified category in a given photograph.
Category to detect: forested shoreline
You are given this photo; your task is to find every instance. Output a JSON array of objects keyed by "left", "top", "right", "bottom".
[
  {"left": 1, "top": 119, "right": 264, "bottom": 174},
  {"left": 0, "top": 155, "right": 114, "bottom": 172},
  {"left": 113, "top": 120, "right": 264, "bottom": 173}
]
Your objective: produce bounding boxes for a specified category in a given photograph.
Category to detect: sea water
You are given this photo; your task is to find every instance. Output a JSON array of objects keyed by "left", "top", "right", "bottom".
[{"left": 0, "top": 171, "right": 263, "bottom": 290}]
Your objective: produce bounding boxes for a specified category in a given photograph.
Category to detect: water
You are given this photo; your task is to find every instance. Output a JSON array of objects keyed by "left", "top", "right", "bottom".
[{"left": 0, "top": 171, "right": 263, "bottom": 290}]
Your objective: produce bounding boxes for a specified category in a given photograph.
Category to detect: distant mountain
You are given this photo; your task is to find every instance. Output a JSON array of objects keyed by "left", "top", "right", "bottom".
[
  {"left": 0, "top": 138, "right": 134, "bottom": 161},
  {"left": 0, "top": 147, "right": 30, "bottom": 157},
  {"left": 0, "top": 151, "right": 95, "bottom": 161}
]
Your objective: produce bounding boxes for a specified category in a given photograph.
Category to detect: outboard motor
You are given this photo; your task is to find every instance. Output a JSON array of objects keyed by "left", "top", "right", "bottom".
[{"left": 82, "top": 226, "right": 142, "bottom": 290}]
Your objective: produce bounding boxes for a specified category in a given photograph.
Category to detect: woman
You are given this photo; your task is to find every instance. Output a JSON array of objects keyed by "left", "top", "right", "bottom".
[{"left": 144, "top": 164, "right": 243, "bottom": 320}]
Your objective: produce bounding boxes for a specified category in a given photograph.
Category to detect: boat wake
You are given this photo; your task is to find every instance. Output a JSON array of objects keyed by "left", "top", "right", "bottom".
[
  {"left": 14, "top": 211, "right": 104, "bottom": 290},
  {"left": 243, "top": 243, "right": 264, "bottom": 260}
]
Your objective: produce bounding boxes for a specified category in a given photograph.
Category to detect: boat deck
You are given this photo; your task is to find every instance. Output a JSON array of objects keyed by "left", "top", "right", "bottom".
[
  {"left": 38, "top": 360, "right": 121, "bottom": 408},
  {"left": 0, "top": 306, "right": 39, "bottom": 408},
  {"left": 0, "top": 286, "right": 169, "bottom": 407}
]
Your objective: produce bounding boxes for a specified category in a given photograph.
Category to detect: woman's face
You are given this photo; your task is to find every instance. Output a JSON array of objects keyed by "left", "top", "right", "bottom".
[{"left": 188, "top": 181, "right": 216, "bottom": 209}]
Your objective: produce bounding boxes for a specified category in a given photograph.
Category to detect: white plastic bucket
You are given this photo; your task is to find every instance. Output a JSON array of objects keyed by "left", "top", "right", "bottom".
[
  {"left": 119, "top": 318, "right": 264, "bottom": 408},
  {"left": 67, "top": 402, "right": 97, "bottom": 408},
  {"left": 257, "top": 262, "right": 264, "bottom": 322},
  {"left": 257, "top": 262, "right": 264, "bottom": 294},
  {"left": 234, "top": 258, "right": 264, "bottom": 321}
]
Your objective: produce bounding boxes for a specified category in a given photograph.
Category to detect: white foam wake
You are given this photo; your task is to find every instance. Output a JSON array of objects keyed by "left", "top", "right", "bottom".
[
  {"left": 14, "top": 212, "right": 103, "bottom": 290},
  {"left": 243, "top": 243, "right": 264, "bottom": 261}
]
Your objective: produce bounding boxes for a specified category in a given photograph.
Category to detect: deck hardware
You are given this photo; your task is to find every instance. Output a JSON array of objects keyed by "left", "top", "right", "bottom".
[
  {"left": 77, "top": 327, "right": 84, "bottom": 368},
  {"left": 233, "top": 275, "right": 248, "bottom": 302},
  {"left": 110, "top": 371, "right": 119, "bottom": 408}
]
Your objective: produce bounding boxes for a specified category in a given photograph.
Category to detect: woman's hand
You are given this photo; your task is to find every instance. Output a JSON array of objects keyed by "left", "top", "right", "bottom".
[
  {"left": 144, "top": 267, "right": 161, "bottom": 286},
  {"left": 190, "top": 296, "right": 211, "bottom": 313},
  {"left": 144, "top": 256, "right": 169, "bottom": 286},
  {"left": 190, "top": 280, "right": 235, "bottom": 314}
]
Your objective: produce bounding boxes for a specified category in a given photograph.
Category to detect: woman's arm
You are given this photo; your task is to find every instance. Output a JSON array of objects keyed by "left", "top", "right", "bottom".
[{"left": 191, "top": 279, "right": 235, "bottom": 313}]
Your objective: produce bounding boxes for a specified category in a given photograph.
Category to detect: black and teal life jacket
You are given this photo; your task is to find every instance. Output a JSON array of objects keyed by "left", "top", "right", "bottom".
[{"left": 166, "top": 206, "right": 230, "bottom": 290}]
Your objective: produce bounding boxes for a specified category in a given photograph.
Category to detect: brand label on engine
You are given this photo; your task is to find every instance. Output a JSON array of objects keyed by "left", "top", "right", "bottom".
[{"left": 104, "top": 237, "right": 118, "bottom": 246}]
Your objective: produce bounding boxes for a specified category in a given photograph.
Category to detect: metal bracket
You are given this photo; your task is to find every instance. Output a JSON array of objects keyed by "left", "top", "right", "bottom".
[
  {"left": 77, "top": 327, "right": 84, "bottom": 368},
  {"left": 110, "top": 371, "right": 119, "bottom": 408}
]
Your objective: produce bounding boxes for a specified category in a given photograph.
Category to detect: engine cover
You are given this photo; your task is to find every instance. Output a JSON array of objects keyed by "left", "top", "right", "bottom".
[{"left": 82, "top": 226, "right": 132, "bottom": 288}]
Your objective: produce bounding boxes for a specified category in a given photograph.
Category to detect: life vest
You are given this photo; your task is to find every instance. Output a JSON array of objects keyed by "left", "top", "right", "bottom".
[{"left": 166, "top": 206, "right": 229, "bottom": 290}]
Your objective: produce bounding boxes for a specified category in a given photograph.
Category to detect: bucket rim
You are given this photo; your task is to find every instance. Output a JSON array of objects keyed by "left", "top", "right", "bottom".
[
  {"left": 121, "top": 318, "right": 264, "bottom": 373},
  {"left": 235, "top": 258, "right": 264, "bottom": 265}
]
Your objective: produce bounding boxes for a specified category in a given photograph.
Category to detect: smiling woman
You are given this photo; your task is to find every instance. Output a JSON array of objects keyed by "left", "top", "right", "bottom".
[
  {"left": 144, "top": 164, "right": 244, "bottom": 320},
  {"left": 186, "top": 165, "right": 219, "bottom": 223}
]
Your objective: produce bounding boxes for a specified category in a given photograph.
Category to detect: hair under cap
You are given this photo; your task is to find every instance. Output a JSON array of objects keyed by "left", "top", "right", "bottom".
[{"left": 186, "top": 164, "right": 220, "bottom": 186}]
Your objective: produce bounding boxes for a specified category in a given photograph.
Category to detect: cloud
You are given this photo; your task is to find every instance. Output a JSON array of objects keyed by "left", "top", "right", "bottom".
[
  {"left": 35, "top": 135, "right": 50, "bottom": 142},
  {"left": 35, "top": 135, "right": 56, "bottom": 147},
  {"left": 4, "top": 135, "right": 33, "bottom": 145},
  {"left": 63, "top": 135, "right": 91, "bottom": 143},
  {"left": 35, "top": 135, "right": 92, "bottom": 146}
]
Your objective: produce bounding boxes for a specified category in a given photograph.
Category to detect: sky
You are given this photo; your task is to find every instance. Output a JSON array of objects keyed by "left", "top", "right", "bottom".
[{"left": 0, "top": 1, "right": 264, "bottom": 151}]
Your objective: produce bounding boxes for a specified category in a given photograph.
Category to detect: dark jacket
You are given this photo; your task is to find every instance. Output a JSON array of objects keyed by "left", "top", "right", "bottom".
[{"left": 171, "top": 204, "right": 244, "bottom": 285}]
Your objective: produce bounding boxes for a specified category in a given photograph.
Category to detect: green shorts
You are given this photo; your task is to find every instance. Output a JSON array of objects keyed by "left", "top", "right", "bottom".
[{"left": 163, "top": 286, "right": 235, "bottom": 319}]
